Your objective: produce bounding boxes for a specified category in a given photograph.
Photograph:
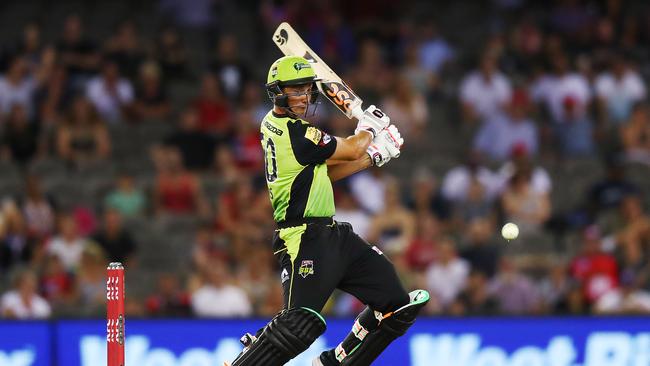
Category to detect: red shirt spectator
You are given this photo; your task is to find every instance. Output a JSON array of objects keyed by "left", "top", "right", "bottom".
[
  {"left": 569, "top": 226, "right": 619, "bottom": 303},
  {"left": 192, "top": 73, "right": 231, "bottom": 136}
]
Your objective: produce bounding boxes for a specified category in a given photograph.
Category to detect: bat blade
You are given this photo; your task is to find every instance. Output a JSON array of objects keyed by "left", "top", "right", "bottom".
[{"left": 272, "top": 22, "right": 364, "bottom": 120}]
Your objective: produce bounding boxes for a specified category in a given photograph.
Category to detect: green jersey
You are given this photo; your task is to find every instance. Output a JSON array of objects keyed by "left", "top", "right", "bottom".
[{"left": 260, "top": 111, "right": 338, "bottom": 222}]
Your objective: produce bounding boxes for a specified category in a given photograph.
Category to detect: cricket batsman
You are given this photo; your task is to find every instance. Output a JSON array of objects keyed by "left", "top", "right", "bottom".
[{"left": 227, "top": 55, "right": 429, "bottom": 366}]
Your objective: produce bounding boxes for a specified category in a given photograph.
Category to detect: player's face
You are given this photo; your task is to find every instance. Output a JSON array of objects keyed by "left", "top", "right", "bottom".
[{"left": 284, "top": 84, "right": 312, "bottom": 115}]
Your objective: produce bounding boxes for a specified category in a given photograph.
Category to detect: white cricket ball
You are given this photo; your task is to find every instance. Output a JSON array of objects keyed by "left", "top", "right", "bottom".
[{"left": 501, "top": 222, "right": 519, "bottom": 240}]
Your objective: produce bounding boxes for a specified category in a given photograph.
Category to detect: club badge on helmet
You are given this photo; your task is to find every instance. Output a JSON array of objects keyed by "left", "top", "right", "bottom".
[{"left": 266, "top": 55, "right": 320, "bottom": 117}]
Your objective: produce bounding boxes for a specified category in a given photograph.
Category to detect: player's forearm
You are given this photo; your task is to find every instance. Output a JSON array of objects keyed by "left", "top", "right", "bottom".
[
  {"left": 329, "top": 132, "right": 372, "bottom": 161},
  {"left": 327, "top": 154, "right": 372, "bottom": 182}
]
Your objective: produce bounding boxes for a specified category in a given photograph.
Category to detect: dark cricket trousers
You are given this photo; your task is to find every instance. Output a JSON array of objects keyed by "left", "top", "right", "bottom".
[{"left": 273, "top": 217, "right": 409, "bottom": 314}]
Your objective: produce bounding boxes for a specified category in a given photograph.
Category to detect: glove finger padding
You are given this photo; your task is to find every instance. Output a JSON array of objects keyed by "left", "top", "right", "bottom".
[{"left": 380, "top": 125, "right": 403, "bottom": 158}]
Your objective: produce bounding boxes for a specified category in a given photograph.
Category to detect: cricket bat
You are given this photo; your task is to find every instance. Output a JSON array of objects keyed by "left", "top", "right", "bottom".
[{"left": 272, "top": 22, "right": 365, "bottom": 121}]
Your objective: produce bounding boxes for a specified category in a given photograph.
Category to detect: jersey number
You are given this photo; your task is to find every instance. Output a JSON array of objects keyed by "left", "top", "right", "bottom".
[{"left": 264, "top": 137, "right": 278, "bottom": 183}]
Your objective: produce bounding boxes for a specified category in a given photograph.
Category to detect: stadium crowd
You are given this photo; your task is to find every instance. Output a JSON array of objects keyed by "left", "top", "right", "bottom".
[{"left": 1, "top": 0, "right": 650, "bottom": 320}]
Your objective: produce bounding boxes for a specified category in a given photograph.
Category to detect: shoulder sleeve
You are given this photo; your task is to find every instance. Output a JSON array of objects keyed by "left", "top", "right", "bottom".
[{"left": 287, "top": 119, "right": 337, "bottom": 165}]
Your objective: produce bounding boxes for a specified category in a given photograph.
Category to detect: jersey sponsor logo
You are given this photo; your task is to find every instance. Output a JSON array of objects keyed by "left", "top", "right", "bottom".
[
  {"left": 298, "top": 260, "right": 315, "bottom": 278},
  {"left": 281, "top": 268, "right": 290, "bottom": 283},
  {"left": 305, "top": 126, "right": 322, "bottom": 144},
  {"left": 264, "top": 120, "right": 283, "bottom": 136}
]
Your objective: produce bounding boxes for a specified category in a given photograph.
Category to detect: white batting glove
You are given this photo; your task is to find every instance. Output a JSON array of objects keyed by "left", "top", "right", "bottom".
[
  {"left": 366, "top": 125, "right": 404, "bottom": 167},
  {"left": 355, "top": 105, "right": 390, "bottom": 139}
]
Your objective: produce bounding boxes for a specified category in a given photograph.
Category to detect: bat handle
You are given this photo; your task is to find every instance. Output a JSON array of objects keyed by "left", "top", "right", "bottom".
[{"left": 350, "top": 104, "right": 364, "bottom": 121}]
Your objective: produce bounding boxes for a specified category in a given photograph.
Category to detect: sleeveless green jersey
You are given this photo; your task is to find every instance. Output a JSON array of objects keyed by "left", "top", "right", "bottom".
[{"left": 260, "top": 111, "right": 337, "bottom": 222}]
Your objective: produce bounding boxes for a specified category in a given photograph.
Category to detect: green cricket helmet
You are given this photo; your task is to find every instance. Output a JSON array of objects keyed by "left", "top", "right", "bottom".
[{"left": 266, "top": 55, "right": 319, "bottom": 111}]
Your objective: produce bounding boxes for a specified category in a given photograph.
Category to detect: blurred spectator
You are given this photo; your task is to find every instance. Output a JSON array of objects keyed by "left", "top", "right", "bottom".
[
  {"left": 460, "top": 218, "right": 501, "bottom": 278},
  {"left": 152, "top": 148, "right": 209, "bottom": 216},
  {"left": 495, "top": 147, "right": 552, "bottom": 195},
  {"left": 548, "top": 0, "right": 594, "bottom": 36},
  {"left": 45, "top": 213, "right": 88, "bottom": 273},
  {"left": 425, "top": 238, "right": 469, "bottom": 312},
  {"left": 132, "top": 61, "right": 171, "bottom": 121},
  {"left": 594, "top": 272, "right": 650, "bottom": 314},
  {"left": 367, "top": 179, "right": 416, "bottom": 253},
  {"left": 586, "top": 157, "right": 638, "bottom": 218},
  {"left": 39, "top": 255, "right": 74, "bottom": 306},
  {"left": 145, "top": 273, "right": 191, "bottom": 317},
  {"left": 406, "top": 167, "right": 449, "bottom": 221},
  {"left": 489, "top": 257, "right": 541, "bottom": 314},
  {"left": 453, "top": 270, "right": 498, "bottom": 315},
  {"left": 257, "top": 281, "right": 284, "bottom": 317},
  {"left": 305, "top": 10, "right": 356, "bottom": 72},
  {"left": 0, "top": 56, "right": 43, "bottom": 119},
  {"left": 154, "top": 26, "right": 188, "bottom": 80},
  {"left": 74, "top": 243, "right": 107, "bottom": 316},
  {"left": 538, "top": 263, "right": 571, "bottom": 312},
  {"left": 212, "top": 145, "right": 243, "bottom": 184},
  {"left": 450, "top": 174, "right": 495, "bottom": 229},
  {"left": 0, "top": 104, "right": 40, "bottom": 165},
  {"left": 230, "top": 109, "right": 263, "bottom": 173},
  {"left": 159, "top": 0, "right": 216, "bottom": 29},
  {"left": 333, "top": 186, "right": 371, "bottom": 240},
  {"left": 85, "top": 59, "right": 135, "bottom": 123},
  {"left": 501, "top": 166, "right": 551, "bottom": 235},
  {"left": 104, "top": 20, "right": 145, "bottom": 80},
  {"left": 56, "top": 15, "right": 100, "bottom": 84},
  {"left": 569, "top": 225, "right": 619, "bottom": 304},
  {"left": 39, "top": 64, "right": 72, "bottom": 126},
  {"left": 381, "top": 73, "right": 428, "bottom": 142},
  {"left": 191, "top": 260, "right": 252, "bottom": 317},
  {"left": 239, "top": 81, "right": 270, "bottom": 122},
  {"left": 401, "top": 41, "right": 435, "bottom": 97},
  {"left": 349, "top": 39, "right": 391, "bottom": 107},
  {"left": 405, "top": 214, "right": 440, "bottom": 272},
  {"left": 473, "top": 90, "right": 539, "bottom": 162},
  {"left": 104, "top": 173, "right": 147, "bottom": 218},
  {"left": 192, "top": 73, "right": 232, "bottom": 137},
  {"left": 214, "top": 177, "right": 255, "bottom": 235},
  {"left": 209, "top": 34, "right": 250, "bottom": 102},
  {"left": 91, "top": 209, "right": 136, "bottom": 265},
  {"left": 192, "top": 224, "right": 229, "bottom": 272},
  {"left": 237, "top": 247, "right": 276, "bottom": 313},
  {"left": 417, "top": 20, "right": 454, "bottom": 80},
  {"left": 0, "top": 199, "right": 36, "bottom": 273},
  {"left": 533, "top": 53, "right": 593, "bottom": 156},
  {"left": 16, "top": 22, "right": 44, "bottom": 68},
  {"left": 459, "top": 50, "right": 512, "bottom": 124},
  {"left": 164, "top": 108, "right": 217, "bottom": 170},
  {"left": 441, "top": 151, "right": 500, "bottom": 204},
  {"left": 56, "top": 96, "right": 111, "bottom": 164},
  {"left": 21, "top": 175, "right": 56, "bottom": 240},
  {"left": 0, "top": 268, "right": 51, "bottom": 319},
  {"left": 620, "top": 103, "right": 650, "bottom": 166},
  {"left": 595, "top": 54, "right": 645, "bottom": 127},
  {"left": 614, "top": 195, "right": 650, "bottom": 258},
  {"left": 349, "top": 168, "right": 389, "bottom": 214}
]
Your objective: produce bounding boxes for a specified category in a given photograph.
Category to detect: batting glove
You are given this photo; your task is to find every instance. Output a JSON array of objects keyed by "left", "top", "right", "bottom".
[
  {"left": 366, "top": 125, "right": 404, "bottom": 167},
  {"left": 355, "top": 105, "right": 390, "bottom": 139}
]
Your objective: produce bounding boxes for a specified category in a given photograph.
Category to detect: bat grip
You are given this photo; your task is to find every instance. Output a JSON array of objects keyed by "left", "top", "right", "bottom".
[{"left": 350, "top": 105, "right": 364, "bottom": 121}]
